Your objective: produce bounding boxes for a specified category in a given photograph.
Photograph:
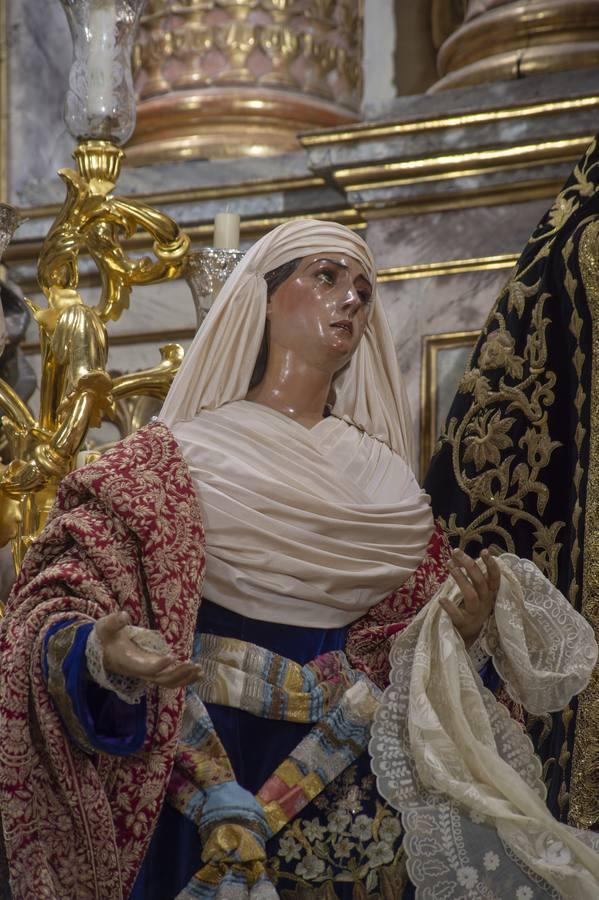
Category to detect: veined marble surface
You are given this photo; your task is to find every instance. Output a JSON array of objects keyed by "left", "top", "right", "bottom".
[
  {"left": 8, "top": 0, "right": 72, "bottom": 205},
  {"left": 366, "top": 197, "right": 550, "bottom": 267}
]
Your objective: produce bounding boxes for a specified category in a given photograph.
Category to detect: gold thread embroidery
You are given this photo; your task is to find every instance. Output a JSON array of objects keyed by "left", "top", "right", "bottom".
[
  {"left": 46, "top": 622, "right": 97, "bottom": 755},
  {"left": 569, "top": 217, "right": 599, "bottom": 828}
]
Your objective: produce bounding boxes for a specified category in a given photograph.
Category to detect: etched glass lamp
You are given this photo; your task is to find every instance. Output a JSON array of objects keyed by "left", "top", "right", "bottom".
[{"left": 60, "top": 0, "right": 146, "bottom": 145}]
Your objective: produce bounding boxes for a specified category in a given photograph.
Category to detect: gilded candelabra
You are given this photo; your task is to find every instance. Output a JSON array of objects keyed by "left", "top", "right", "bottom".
[
  {"left": 0, "top": 139, "right": 189, "bottom": 570},
  {"left": 0, "top": 1, "right": 246, "bottom": 583},
  {"left": 0, "top": 0, "right": 192, "bottom": 572}
]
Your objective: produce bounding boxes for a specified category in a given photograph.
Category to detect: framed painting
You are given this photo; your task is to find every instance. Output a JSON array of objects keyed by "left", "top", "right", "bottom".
[{"left": 419, "top": 329, "right": 480, "bottom": 479}]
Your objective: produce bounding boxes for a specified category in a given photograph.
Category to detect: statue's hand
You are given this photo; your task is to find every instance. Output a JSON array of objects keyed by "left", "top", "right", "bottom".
[
  {"left": 94, "top": 611, "right": 201, "bottom": 688},
  {"left": 440, "top": 548, "right": 500, "bottom": 648}
]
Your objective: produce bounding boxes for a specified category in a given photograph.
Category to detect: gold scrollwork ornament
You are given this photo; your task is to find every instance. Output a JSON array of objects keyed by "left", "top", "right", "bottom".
[{"left": 0, "top": 139, "right": 190, "bottom": 571}]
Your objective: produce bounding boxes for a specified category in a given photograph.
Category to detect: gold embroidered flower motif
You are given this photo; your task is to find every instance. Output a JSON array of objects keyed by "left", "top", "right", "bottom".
[
  {"left": 519, "top": 427, "right": 561, "bottom": 469},
  {"left": 302, "top": 819, "right": 326, "bottom": 843},
  {"left": 274, "top": 766, "right": 405, "bottom": 896},
  {"left": 478, "top": 329, "right": 524, "bottom": 379},
  {"left": 507, "top": 277, "right": 541, "bottom": 317},
  {"left": 278, "top": 834, "right": 302, "bottom": 863},
  {"left": 365, "top": 841, "right": 394, "bottom": 867},
  {"left": 547, "top": 194, "right": 578, "bottom": 230},
  {"left": 350, "top": 814, "right": 373, "bottom": 842},
  {"left": 296, "top": 854, "right": 326, "bottom": 880},
  {"left": 458, "top": 368, "right": 491, "bottom": 407},
  {"left": 463, "top": 410, "right": 515, "bottom": 471}
]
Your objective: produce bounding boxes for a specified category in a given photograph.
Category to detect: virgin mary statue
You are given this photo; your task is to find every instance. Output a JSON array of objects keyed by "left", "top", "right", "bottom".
[{"left": 1, "top": 218, "right": 598, "bottom": 900}]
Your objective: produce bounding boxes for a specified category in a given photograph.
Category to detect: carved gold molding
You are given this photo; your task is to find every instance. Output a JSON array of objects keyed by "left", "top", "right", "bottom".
[
  {"left": 334, "top": 136, "right": 593, "bottom": 191},
  {"left": 128, "top": 0, "right": 363, "bottom": 162},
  {"left": 127, "top": 90, "right": 360, "bottom": 165},
  {"left": 363, "top": 179, "right": 571, "bottom": 220},
  {"left": 21, "top": 175, "right": 327, "bottom": 222},
  {"left": 378, "top": 254, "right": 518, "bottom": 282},
  {"left": 432, "top": 0, "right": 599, "bottom": 92},
  {"left": 301, "top": 95, "right": 599, "bottom": 147}
]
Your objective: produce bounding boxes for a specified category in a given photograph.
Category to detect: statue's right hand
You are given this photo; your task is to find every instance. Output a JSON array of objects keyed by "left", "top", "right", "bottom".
[{"left": 94, "top": 611, "right": 202, "bottom": 688}]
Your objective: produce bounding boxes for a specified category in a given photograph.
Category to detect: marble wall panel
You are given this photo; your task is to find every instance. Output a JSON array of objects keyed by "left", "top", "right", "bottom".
[
  {"left": 362, "top": 0, "right": 396, "bottom": 112},
  {"left": 305, "top": 68, "right": 599, "bottom": 174},
  {"left": 346, "top": 161, "right": 576, "bottom": 214},
  {"left": 365, "top": 199, "right": 550, "bottom": 472},
  {"left": 366, "top": 197, "right": 550, "bottom": 267},
  {"left": 8, "top": 0, "right": 72, "bottom": 204}
]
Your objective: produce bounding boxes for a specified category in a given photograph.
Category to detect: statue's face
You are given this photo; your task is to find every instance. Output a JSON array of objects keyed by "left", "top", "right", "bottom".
[{"left": 266, "top": 252, "right": 373, "bottom": 373}]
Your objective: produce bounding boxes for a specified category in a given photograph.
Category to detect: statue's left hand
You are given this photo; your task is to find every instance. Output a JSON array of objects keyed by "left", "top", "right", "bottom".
[{"left": 440, "top": 548, "right": 500, "bottom": 648}]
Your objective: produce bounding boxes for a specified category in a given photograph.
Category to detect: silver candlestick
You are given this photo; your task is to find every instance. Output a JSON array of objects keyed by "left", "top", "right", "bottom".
[{"left": 184, "top": 248, "right": 245, "bottom": 329}]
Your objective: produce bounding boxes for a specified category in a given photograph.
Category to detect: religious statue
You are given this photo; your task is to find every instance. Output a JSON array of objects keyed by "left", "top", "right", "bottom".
[{"left": 1, "top": 214, "right": 599, "bottom": 900}]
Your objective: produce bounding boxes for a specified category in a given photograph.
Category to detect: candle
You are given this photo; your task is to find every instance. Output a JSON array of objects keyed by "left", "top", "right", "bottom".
[
  {"left": 213, "top": 212, "right": 240, "bottom": 250},
  {"left": 87, "top": 0, "right": 116, "bottom": 120}
]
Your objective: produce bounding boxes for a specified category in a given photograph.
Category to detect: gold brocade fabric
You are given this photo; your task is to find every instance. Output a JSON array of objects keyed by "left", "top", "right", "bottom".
[{"left": 424, "top": 134, "right": 599, "bottom": 827}]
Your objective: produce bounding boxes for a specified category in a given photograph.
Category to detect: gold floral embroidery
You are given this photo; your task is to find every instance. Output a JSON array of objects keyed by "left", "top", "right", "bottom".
[
  {"left": 463, "top": 410, "right": 515, "bottom": 471},
  {"left": 570, "top": 217, "right": 599, "bottom": 829},
  {"left": 46, "top": 621, "right": 96, "bottom": 755},
  {"left": 431, "top": 138, "right": 599, "bottom": 822},
  {"left": 271, "top": 765, "right": 408, "bottom": 898}
]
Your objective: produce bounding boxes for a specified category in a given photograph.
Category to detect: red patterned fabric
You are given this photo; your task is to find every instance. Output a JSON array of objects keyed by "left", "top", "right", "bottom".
[
  {"left": 346, "top": 524, "right": 452, "bottom": 688},
  {"left": 0, "top": 422, "right": 205, "bottom": 900}
]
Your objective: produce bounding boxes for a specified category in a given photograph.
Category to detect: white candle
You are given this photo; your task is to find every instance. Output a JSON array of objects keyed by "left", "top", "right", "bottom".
[
  {"left": 87, "top": 0, "right": 116, "bottom": 120},
  {"left": 213, "top": 212, "right": 240, "bottom": 250}
]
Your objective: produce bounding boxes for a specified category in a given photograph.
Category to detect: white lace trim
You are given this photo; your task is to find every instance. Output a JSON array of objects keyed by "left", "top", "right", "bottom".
[
  {"left": 467, "top": 620, "right": 490, "bottom": 672},
  {"left": 369, "top": 553, "right": 599, "bottom": 898},
  {"left": 85, "top": 624, "right": 169, "bottom": 705}
]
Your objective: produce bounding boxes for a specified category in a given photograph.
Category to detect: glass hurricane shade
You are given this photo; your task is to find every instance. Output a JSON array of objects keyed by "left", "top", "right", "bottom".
[{"left": 59, "top": 0, "right": 146, "bottom": 145}]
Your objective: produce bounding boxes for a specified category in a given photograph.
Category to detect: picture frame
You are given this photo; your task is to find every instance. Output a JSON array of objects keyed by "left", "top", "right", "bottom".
[{"left": 419, "top": 329, "right": 480, "bottom": 479}]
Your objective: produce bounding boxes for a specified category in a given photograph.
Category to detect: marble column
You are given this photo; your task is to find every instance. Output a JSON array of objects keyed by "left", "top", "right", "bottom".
[
  {"left": 430, "top": 0, "right": 599, "bottom": 93},
  {"left": 127, "top": 0, "right": 363, "bottom": 164}
]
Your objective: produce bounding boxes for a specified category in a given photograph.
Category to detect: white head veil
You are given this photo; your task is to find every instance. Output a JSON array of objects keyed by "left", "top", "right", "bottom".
[{"left": 160, "top": 218, "right": 414, "bottom": 463}]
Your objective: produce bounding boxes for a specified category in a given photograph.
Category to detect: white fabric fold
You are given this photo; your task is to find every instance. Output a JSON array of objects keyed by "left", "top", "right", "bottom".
[
  {"left": 370, "top": 553, "right": 599, "bottom": 898},
  {"left": 159, "top": 219, "right": 415, "bottom": 464},
  {"left": 173, "top": 401, "right": 433, "bottom": 627}
]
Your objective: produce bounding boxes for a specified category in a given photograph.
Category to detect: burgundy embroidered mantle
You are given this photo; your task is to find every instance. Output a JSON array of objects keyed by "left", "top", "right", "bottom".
[{"left": 0, "top": 422, "right": 205, "bottom": 900}]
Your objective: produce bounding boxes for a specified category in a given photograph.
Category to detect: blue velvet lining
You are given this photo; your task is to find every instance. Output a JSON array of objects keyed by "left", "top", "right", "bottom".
[{"left": 43, "top": 619, "right": 147, "bottom": 756}]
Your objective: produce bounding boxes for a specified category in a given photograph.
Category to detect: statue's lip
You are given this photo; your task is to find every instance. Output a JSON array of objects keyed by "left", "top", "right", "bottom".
[{"left": 331, "top": 320, "right": 353, "bottom": 335}]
